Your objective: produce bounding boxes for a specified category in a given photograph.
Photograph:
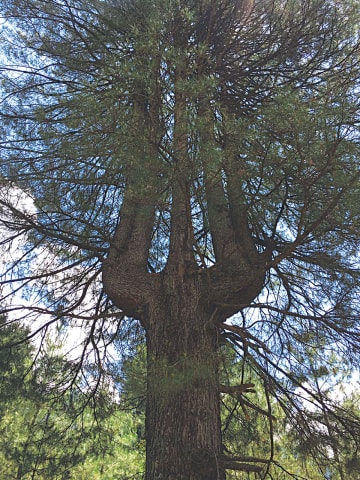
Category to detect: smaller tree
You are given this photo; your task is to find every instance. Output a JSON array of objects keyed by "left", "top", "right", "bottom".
[
  {"left": 0, "top": 317, "right": 143, "bottom": 479},
  {"left": 0, "top": 314, "right": 33, "bottom": 410},
  {"left": 285, "top": 366, "right": 360, "bottom": 480}
]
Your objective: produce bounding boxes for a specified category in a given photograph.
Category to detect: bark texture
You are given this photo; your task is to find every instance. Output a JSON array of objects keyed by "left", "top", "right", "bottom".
[
  {"left": 145, "top": 276, "right": 224, "bottom": 480},
  {"left": 102, "top": 186, "right": 268, "bottom": 479}
]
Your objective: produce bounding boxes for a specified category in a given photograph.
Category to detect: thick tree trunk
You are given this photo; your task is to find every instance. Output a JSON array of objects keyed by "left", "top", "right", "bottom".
[
  {"left": 102, "top": 40, "right": 269, "bottom": 474},
  {"left": 145, "top": 273, "right": 225, "bottom": 480},
  {"left": 103, "top": 192, "right": 268, "bottom": 479}
]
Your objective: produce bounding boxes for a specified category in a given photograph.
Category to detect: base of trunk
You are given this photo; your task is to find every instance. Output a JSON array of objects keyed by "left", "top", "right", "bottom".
[{"left": 144, "top": 289, "right": 225, "bottom": 480}]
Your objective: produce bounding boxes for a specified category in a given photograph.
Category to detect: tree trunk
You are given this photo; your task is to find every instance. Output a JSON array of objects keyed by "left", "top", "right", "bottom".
[{"left": 144, "top": 272, "right": 225, "bottom": 480}]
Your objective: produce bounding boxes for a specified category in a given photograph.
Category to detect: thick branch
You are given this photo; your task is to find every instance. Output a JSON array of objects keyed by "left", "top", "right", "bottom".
[
  {"left": 220, "top": 457, "right": 264, "bottom": 473},
  {"left": 220, "top": 322, "right": 270, "bottom": 352},
  {"left": 166, "top": 179, "right": 198, "bottom": 275},
  {"left": 219, "top": 383, "right": 255, "bottom": 394},
  {"left": 109, "top": 188, "right": 156, "bottom": 270},
  {"left": 201, "top": 117, "right": 235, "bottom": 263},
  {"left": 224, "top": 157, "right": 261, "bottom": 261},
  {"left": 221, "top": 454, "right": 269, "bottom": 464},
  {"left": 166, "top": 40, "right": 198, "bottom": 275},
  {"left": 102, "top": 180, "right": 157, "bottom": 320}
]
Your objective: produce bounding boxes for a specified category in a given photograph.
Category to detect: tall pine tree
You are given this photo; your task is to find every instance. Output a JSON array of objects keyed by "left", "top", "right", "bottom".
[{"left": 1, "top": 1, "right": 359, "bottom": 478}]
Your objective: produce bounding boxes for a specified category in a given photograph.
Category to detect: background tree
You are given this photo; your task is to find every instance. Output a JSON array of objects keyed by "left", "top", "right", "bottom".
[
  {"left": 0, "top": 315, "right": 144, "bottom": 479},
  {"left": 217, "top": 339, "right": 360, "bottom": 479},
  {"left": 1, "top": 0, "right": 359, "bottom": 478}
]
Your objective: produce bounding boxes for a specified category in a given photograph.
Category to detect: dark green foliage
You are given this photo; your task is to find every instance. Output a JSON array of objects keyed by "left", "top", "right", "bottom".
[
  {"left": 0, "top": 317, "right": 143, "bottom": 479},
  {"left": 0, "top": 315, "right": 32, "bottom": 406}
]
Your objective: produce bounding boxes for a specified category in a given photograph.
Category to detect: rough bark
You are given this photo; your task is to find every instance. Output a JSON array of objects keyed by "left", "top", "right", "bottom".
[
  {"left": 145, "top": 275, "right": 225, "bottom": 480},
  {"left": 103, "top": 208, "right": 267, "bottom": 480}
]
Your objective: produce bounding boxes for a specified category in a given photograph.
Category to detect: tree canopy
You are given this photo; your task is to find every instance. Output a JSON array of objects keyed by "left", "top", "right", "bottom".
[{"left": 1, "top": 0, "right": 359, "bottom": 478}]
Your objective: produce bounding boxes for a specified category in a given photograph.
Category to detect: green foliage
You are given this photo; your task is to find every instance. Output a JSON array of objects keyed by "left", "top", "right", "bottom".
[
  {"left": 0, "top": 315, "right": 33, "bottom": 408},
  {"left": 0, "top": 316, "right": 358, "bottom": 479},
  {"left": 218, "top": 339, "right": 360, "bottom": 479},
  {"left": 0, "top": 318, "right": 143, "bottom": 479}
]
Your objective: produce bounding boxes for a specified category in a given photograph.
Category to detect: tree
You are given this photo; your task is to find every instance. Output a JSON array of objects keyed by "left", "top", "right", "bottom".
[
  {"left": 0, "top": 315, "right": 144, "bottom": 479},
  {"left": 1, "top": 0, "right": 359, "bottom": 478},
  {"left": 283, "top": 364, "right": 360, "bottom": 480},
  {"left": 0, "top": 314, "right": 33, "bottom": 415}
]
